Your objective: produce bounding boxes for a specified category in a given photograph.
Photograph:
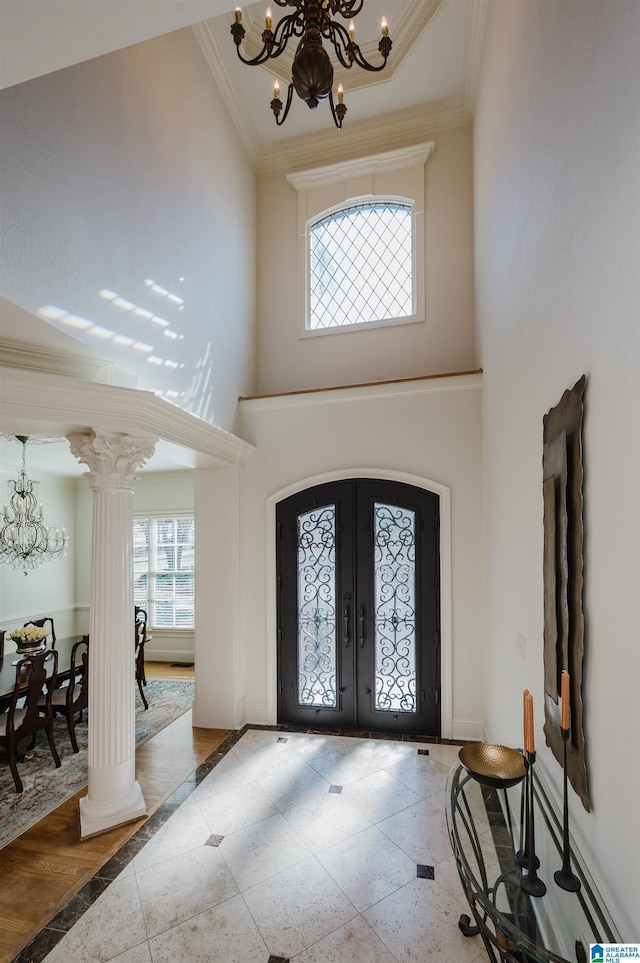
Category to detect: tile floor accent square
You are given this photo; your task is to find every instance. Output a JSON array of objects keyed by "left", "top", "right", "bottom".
[
  {"left": 417, "top": 748, "right": 430, "bottom": 755},
  {"left": 206, "top": 834, "right": 225, "bottom": 847},
  {"left": 268, "top": 957, "right": 290, "bottom": 963},
  {"left": 277, "top": 737, "right": 288, "bottom": 743},
  {"left": 329, "top": 784, "right": 343, "bottom": 794},
  {"left": 417, "top": 863, "right": 435, "bottom": 879}
]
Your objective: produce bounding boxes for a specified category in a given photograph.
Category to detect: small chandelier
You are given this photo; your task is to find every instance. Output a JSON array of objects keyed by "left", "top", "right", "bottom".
[
  {"left": 231, "top": 1, "right": 392, "bottom": 129},
  {"left": 0, "top": 436, "right": 69, "bottom": 576}
]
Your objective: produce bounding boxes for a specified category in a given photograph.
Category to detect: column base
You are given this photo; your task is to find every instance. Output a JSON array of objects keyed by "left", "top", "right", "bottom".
[{"left": 79, "top": 780, "right": 147, "bottom": 839}]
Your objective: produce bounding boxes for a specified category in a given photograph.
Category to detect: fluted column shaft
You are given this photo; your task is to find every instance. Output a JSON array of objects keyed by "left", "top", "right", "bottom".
[{"left": 68, "top": 430, "right": 156, "bottom": 838}]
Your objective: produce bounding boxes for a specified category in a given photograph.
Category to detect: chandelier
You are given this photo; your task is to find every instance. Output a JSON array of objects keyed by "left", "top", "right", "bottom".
[
  {"left": 231, "top": 1, "right": 392, "bottom": 129},
  {"left": 0, "top": 436, "right": 69, "bottom": 576}
]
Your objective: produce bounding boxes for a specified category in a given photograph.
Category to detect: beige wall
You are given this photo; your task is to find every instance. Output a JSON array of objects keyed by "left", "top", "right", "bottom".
[
  {"left": 0, "top": 28, "right": 257, "bottom": 432},
  {"left": 237, "top": 375, "right": 484, "bottom": 741},
  {"left": 475, "top": 0, "right": 640, "bottom": 937},
  {"left": 255, "top": 124, "right": 476, "bottom": 395}
]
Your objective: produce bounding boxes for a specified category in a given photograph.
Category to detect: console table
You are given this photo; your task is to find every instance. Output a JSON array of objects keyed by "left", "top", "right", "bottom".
[{"left": 445, "top": 761, "right": 620, "bottom": 963}]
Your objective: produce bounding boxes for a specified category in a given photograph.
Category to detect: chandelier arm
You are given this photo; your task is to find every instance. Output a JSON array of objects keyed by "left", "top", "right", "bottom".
[
  {"left": 273, "top": 82, "right": 295, "bottom": 126},
  {"left": 325, "top": 20, "right": 355, "bottom": 69},
  {"left": 331, "top": 0, "right": 365, "bottom": 17},
  {"left": 328, "top": 89, "right": 347, "bottom": 129},
  {"left": 231, "top": 9, "right": 300, "bottom": 66},
  {"left": 268, "top": 12, "right": 303, "bottom": 59},
  {"left": 350, "top": 36, "right": 392, "bottom": 71}
]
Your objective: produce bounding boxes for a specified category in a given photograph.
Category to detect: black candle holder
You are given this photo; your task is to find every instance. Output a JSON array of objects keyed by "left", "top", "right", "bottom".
[
  {"left": 554, "top": 727, "right": 582, "bottom": 892},
  {"left": 516, "top": 754, "right": 540, "bottom": 870},
  {"left": 520, "top": 751, "right": 547, "bottom": 897}
]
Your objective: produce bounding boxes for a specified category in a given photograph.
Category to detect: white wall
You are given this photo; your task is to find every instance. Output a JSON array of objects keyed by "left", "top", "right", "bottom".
[
  {"left": 0, "top": 27, "right": 257, "bottom": 432},
  {"left": 475, "top": 0, "right": 640, "bottom": 938},
  {"left": 236, "top": 374, "right": 484, "bottom": 740},
  {"left": 255, "top": 124, "right": 476, "bottom": 395},
  {"left": 0, "top": 471, "right": 78, "bottom": 644}
]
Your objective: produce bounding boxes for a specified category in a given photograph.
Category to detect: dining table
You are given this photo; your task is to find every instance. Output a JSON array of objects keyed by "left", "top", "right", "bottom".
[{"left": 0, "top": 635, "right": 84, "bottom": 707}]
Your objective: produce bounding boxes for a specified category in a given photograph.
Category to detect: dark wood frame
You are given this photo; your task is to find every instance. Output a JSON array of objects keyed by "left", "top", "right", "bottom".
[{"left": 542, "top": 375, "right": 590, "bottom": 811}]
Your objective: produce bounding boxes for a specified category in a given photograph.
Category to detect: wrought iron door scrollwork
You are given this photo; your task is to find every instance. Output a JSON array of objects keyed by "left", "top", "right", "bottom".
[
  {"left": 297, "top": 505, "right": 337, "bottom": 707},
  {"left": 373, "top": 503, "right": 417, "bottom": 712}
]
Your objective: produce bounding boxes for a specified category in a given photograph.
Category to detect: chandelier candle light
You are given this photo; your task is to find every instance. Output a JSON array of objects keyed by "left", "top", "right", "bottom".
[
  {"left": 0, "top": 436, "right": 69, "bottom": 576},
  {"left": 231, "top": 1, "right": 392, "bottom": 129}
]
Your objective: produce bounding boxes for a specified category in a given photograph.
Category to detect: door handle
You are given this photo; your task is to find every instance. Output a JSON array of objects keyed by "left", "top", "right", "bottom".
[
  {"left": 358, "top": 606, "right": 366, "bottom": 647},
  {"left": 343, "top": 593, "right": 351, "bottom": 647}
]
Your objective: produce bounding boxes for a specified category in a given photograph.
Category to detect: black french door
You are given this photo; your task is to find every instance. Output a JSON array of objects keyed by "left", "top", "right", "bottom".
[{"left": 276, "top": 479, "right": 440, "bottom": 735}]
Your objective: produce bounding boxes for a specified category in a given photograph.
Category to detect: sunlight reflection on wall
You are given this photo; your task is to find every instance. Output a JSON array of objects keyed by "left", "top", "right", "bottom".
[{"left": 36, "top": 271, "right": 222, "bottom": 424}]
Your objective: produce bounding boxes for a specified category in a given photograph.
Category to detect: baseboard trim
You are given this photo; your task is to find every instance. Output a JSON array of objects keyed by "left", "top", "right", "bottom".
[
  {"left": 145, "top": 648, "right": 195, "bottom": 663},
  {"left": 452, "top": 718, "right": 484, "bottom": 742}
]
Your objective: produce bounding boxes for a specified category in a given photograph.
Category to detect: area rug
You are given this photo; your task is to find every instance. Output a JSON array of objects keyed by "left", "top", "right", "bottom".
[{"left": 0, "top": 679, "right": 194, "bottom": 850}]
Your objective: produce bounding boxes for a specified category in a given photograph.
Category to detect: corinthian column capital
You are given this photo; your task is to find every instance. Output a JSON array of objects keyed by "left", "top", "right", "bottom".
[{"left": 67, "top": 430, "right": 157, "bottom": 492}]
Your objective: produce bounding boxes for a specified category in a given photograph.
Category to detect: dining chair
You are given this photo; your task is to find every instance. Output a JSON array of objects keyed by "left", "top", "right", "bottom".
[
  {"left": 40, "top": 636, "right": 88, "bottom": 753},
  {"left": 0, "top": 648, "right": 61, "bottom": 793},
  {"left": 23, "top": 616, "right": 57, "bottom": 648},
  {"left": 134, "top": 606, "right": 149, "bottom": 710}
]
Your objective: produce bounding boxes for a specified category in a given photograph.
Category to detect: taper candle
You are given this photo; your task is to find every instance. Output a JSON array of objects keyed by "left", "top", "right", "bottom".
[
  {"left": 523, "top": 689, "right": 530, "bottom": 753},
  {"left": 561, "top": 670, "right": 570, "bottom": 730},
  {"left": 527, "top": 691, "right": 535, "bottom": 753}
]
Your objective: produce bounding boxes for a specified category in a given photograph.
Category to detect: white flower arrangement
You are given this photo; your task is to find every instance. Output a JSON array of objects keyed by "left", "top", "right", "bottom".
[{"left": 8, "top": 626, "right": 49, "bottom": 644}]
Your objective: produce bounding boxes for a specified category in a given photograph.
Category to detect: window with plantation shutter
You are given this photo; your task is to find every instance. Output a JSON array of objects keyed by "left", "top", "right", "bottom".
[{"left": 133, "top": 515, "right": 194, "bottom": 628}]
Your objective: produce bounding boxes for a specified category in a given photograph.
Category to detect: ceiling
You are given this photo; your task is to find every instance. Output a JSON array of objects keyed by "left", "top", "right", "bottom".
[
  {"left": 0, "top": 0, "right": 484, "bottom": 478},
  {"left": 0, "top": 0, "right": 484, "bottom": 164}
]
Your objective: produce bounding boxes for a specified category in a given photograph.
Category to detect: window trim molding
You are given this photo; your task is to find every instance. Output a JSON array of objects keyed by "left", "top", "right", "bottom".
[{"left": 287, "top": 143, "right": 433, "bottom": 339}]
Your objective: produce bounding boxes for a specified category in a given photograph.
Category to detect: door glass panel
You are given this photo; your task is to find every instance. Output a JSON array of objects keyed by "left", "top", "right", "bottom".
[
  {"left": 297, "top": 505, "right": 337, "bottom": 708},
  {"left": 373, "top": 503, "right": 417, "bottom": 712}
]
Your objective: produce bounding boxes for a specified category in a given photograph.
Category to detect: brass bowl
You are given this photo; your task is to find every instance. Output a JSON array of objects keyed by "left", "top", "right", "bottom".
[{"left": 459, "top": 743, "right": 526, "bottom": 790}]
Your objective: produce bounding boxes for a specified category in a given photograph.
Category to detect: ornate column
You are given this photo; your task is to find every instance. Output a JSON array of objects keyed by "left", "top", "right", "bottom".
[{"left": 68, "top": 429, "right": 156, "bottom": 838}]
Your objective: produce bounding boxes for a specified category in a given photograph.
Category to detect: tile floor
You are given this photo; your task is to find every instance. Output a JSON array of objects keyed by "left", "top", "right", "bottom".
[{"left": 34, "top": 729, "right": 492, "bottom": 963}]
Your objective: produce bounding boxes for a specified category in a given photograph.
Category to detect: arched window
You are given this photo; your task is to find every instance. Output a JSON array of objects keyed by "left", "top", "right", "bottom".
[{"left": 308, "top": 201, "right": 414, "bottom": 331}]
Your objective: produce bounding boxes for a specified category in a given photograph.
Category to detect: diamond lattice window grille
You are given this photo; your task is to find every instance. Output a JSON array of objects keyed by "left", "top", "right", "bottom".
[{"left": 309, "top": 203, "right": 413, "bottom": 330}]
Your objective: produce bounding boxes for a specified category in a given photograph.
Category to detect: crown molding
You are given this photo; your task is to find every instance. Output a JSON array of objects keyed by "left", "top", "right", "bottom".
[
  {"left": 233, "top": 0, "right": 446, "bottom": 94},
  {"left": 257, "top": 99, "right": 471, "bottom": 174},
  {"left": 287, "top": 142, "right": 433, "bottom": 191},
  {"left": 0, "top": 367, "right": 254, "bottom": 468},
  {"left": 0, "top": 339, "right": 134, "bottom": 387},
  {"left": 192, "top": 19, "right": 260, "bottom": 168},
  {"left": 462, "top": 0, "right": 488, "bottom": 111}
]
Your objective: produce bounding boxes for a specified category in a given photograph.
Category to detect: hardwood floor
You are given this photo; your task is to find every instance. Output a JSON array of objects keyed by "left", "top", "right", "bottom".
[{"left": 0, "top": 662, "right": 230, "bottom": 963}]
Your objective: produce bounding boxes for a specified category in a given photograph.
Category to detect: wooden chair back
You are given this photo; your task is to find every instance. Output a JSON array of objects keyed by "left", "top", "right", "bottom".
[
  {"left": 23, "top": 616, "right": 57, "bottom": 647},
  {"left": 67, "top": 637, "right": 89, "bottom": 716},
  {"left": 134, "top": 606, "right": 149, "bottom": 710},
  {"left": 0, "top": 648, "right": 61, "bottom": 792},
  {"left": 47, "top": 636, "right": 88, "bottom": 753}
]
